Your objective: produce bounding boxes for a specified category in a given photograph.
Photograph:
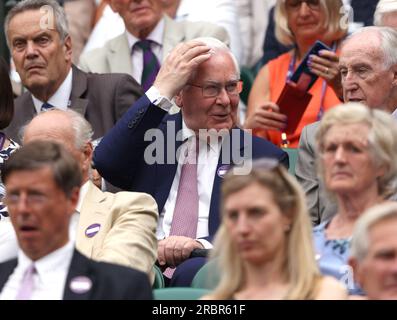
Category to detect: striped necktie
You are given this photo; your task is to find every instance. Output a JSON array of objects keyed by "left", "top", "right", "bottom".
[{"left": 134, "top": 39, "right": 160, "bottom": 91}]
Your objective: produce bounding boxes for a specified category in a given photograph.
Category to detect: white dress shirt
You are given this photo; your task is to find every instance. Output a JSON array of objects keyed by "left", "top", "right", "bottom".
[
  {"left": 31, "top": 68, "right": 73, "bottom": 114},
  {"left": 158, "top": 126, "right": 221, "bottom": 248},
  {"left": 127, "top": 18, "right": 164, "bottom": 86},
  {"left": 146, "top": 87, "right": 221, "bottom": 248},
  {"left": 392, "top": 108, "right": 397, "bottom": 119},
  {"left": 0, "top": 241, "right": 74, "bottom": 300}
]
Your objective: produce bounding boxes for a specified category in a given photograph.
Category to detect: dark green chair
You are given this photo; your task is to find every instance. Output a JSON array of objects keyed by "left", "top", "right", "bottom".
[
  {"left": 152, "top": 265, "right": 165, "bottom": 289},
  {"left": 191, "top": 260, "right": 220, "bottom": 289},
  {"left": 282, "top": 147, "right": 298, "bottom": 176},
  {"left": 153, "top": 288, "right": 211, "bottom": 300},
  {"left": 240, "top": 66, "right": 255, "bottom": 105}
]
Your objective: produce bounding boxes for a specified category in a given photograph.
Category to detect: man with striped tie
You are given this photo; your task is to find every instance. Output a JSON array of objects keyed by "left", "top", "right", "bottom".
[
  {"left": 94, "top": 37, "right": 289, "bottom": 286},
  {"left": 79, "top": 0, "right": 230, "bottom": 90}
]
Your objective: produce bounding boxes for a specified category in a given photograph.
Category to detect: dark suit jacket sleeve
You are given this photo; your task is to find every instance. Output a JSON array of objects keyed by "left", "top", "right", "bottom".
[{"left": 94, "top": 95, "right": 166, "bottom": 189}]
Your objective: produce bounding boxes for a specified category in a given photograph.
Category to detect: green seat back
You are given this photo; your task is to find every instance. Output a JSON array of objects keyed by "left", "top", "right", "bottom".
[
  {"left": 282, "top": 147, "right": 298, "bottom": 176},
  {"left": 240, "top": 66, "right": 255, "bottom": 105},
  {"left": 191, "top": 260, "right": 220, "bottom": 289},
  {"left": 152, "top": 265, "right": 165, "bottom": 289},
  {"left": 153, "top": 287, "right": 211, "bottom": 300}
]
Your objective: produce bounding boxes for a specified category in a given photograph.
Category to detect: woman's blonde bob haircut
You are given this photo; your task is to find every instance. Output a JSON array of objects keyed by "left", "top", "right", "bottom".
[
  {"left": 208, "top": 159, "right": 321, "bottom": 300},
  {"left": 275, "top": 0, "right": 346, "bottom": 46},
  {"left": 316, "top": 102, "right": 397, "bottom": 199}
]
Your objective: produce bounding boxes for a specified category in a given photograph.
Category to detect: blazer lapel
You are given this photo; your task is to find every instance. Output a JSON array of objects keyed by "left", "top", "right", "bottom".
[
  {"left": 63, "top": 250, "right": 95, "bottom": 300},
  {"left": 208, "top": 128, "right": 247, "bottom": 235},
  {"left": 22, "top": 94, "right": 37, "bottom": 118},
  {"left": 154, "top": 112, "right": 183, "bottom": 212},
  {"left": 75, "top": 182, "right": 107, "bottom": 258},
  {"left": 162, "top": 16, "right": 186, "bottom": 61},
  {"left": 69, "top": 65, "right": 89, "bottom": 115},
  {"left": 0, "top": 259, "right": 18, "bottom": 291},
  {"left": 108, "top": 33, "right": 133, "bottom": 73}
]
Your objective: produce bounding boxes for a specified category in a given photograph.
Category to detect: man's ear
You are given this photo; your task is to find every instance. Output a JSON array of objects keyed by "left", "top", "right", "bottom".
[
  {"left": 63, "top": 35, "right": 73, "bottom": 63},
  {"left": 391, "top": 64, "right": 397, "bottom": 86},
  {"left": 175, "top": 91, "right": 183, "bottom": 108},
  {"left": 82, "top": 142, "right": 94, "bottom": 172}
]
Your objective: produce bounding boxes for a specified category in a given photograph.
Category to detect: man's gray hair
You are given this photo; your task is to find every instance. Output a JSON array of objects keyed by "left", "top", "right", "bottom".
[
  {"left": 65, "top": 109, "right": 94, "bottom": 150},
  {"left": 4, "top": 0, "right": 69, "bottom": 47},
  {"left": 345, "top": 26, "right": 397, "bottom": 69},
  {"left": 350, "top": 202, "right": 397, "bottom": 262},
  {"left": 22, "top": 109, "right": 93, "bottom": 150},
  {"left": 191, "top": 37, "right": 240, "bottom": 79},
  {"left": 374, "top": 0, "right": 397, "bottom": 26}
]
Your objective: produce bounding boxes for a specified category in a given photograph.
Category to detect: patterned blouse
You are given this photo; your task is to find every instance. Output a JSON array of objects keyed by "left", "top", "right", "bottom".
[
  {"left": 313, "top": 220, "right": 364, "bottom": 295},
  {"left": 0, "top": 138, "right": 20, "bottom": 221}
]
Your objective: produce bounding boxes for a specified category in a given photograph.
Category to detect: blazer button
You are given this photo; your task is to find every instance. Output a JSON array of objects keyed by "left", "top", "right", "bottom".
[{"left": 139, "top": 108, "right": 145, "bottom": 114}]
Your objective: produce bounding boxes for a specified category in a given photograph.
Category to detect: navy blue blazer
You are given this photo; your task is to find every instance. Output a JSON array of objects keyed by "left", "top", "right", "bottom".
[
  {"left": 0, "top": 249, "right": 152, "bottom": 300},
  {"left": 94, "top": 95, "right": 289, "bottom": 242}
]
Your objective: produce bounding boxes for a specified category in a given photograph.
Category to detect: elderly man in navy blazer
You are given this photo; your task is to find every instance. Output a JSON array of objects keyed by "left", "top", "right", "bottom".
[
  {"left": 0, "top": 141, "right": 152, "bottom": 300},
  {"left": 94, "top": 37, "right": 289, "bottom": 286}
]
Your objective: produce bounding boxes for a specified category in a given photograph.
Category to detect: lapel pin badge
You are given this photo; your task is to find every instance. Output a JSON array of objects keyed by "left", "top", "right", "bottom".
[
  {"left": 217, "top": 165, "right": 230, "bottom": 178},
  {"left": 70, "top": 276, "right": 92, "bottom": 294},
  {"left": 85, "top": 223, "right": 101, "bottom": 238}
]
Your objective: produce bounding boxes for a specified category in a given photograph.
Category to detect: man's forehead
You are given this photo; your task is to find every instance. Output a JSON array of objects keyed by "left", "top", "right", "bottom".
[
  {"left": 6, "top": 166, "right": 54, "bottom": 184},
  {"left": 340, "top": 44, "right": 384, "bottom": 66},
  {"left": 9, "top": 9, "right": 58, "bottom": 35},
  {"left": 194, "top": 55, "right": 238, "bottom": 81}
]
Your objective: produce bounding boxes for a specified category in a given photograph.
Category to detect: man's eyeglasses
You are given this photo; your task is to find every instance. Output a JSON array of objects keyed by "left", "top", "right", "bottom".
[
  {"left": 187, "top": 80, "right": 243, "bottom": 98},
  {"left": 285, "top": 0, "right": 321, "bottom": 11}
]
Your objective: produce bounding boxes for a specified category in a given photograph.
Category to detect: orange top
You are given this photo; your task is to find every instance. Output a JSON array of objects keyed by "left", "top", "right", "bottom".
[{"left": 255, "top": 51, "right": 341, "bottom": 147}]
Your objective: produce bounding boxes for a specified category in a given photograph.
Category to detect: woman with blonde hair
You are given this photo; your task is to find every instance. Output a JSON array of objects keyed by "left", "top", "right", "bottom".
[
  {"left": 203, "top": 159, "right": 346, "bottom": 299},
  {"left": 245, "top": 0, "right": 347, "bottom": 147}
]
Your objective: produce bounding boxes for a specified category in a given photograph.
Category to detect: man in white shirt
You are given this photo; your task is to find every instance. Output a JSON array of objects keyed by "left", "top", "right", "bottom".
[
  {"left": 0, "top": 141, "right": 152, "bottom": 299},
  {"left": 94, "top": 37, "right": 289, "bottom": 286}
]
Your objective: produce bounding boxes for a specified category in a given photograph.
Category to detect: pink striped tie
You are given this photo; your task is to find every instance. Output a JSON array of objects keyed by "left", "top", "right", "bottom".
[
  {"left": 16, "top": 264, "right": 36, "bottom": 300},
  {"left": 164, "top": 138, "right": 199, "bottom": 278}
]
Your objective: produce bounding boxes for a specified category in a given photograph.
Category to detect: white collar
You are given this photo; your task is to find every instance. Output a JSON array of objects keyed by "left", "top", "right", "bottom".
[
  {"left": 126, "top": 17, "right": 165, "bottom": 50},
  {"left": 32, "top": 68, "right": 73, "bottom": 113},
  {"left": 392, "top": 108, "right": 397, "bottom": 120},
  {"left": 17, "top": 240, "right": 74, "bottom": 277},
  {"left": 75, "top": 181, "right": 90, "bottom": 214}
]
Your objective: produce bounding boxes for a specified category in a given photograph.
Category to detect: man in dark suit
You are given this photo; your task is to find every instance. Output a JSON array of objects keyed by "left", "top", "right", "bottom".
[
  {"left": 4, "top": 0, "right": 143, "bottom": 143},
  {"left": 94, "top": 37, "right": 288, "bottom": 286},
  {"left": 0, "top": 141, "right": 152, "bottom": 300}
]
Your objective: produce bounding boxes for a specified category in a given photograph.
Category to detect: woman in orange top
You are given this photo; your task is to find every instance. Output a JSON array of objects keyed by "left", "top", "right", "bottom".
[{"left": 245, "top": 0, "right": 347, "bottom": 147}]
